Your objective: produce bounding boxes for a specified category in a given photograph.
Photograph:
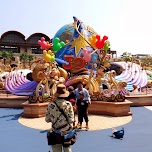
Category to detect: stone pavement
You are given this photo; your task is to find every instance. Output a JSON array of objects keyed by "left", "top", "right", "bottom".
[
  {"left": 1, "top": 107, "right": 152, "bottom": 152},
  {"left": 18, "top": 114, "right": 132, "bottom": 131}
]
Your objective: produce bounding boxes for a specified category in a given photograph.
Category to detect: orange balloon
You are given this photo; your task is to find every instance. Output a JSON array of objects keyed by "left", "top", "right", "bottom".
[
  {"left": 88, "top": 35, "right": 97, "bottom": 49},
  {"left": 46, "top": 42, "right": 53, "bottom": 50}
]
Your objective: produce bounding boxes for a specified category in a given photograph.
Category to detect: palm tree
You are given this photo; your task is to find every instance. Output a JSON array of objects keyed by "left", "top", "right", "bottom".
[
  {"left": 121, "top": 52, "right": 132, "bottom": 62},
  {"left": 27, "top": 54, "right": 34, "bottom": 66},
  {"left": 8, "top": 51, "right": 14, "bottom": 64},
  {"left": 20, "top": 53, "right": 28, "bottom": 68},
  {"left": 0, "top": 50, "right": 12, "bottom": 65}
]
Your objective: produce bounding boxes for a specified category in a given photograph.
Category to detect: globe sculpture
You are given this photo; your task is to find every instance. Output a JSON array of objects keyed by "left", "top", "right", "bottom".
[
  {"left": 53, "top": 23, "right": 75, "bottom": 43},
  {"left": 55, "top": 16, "right": 97, "bottom": 60}
]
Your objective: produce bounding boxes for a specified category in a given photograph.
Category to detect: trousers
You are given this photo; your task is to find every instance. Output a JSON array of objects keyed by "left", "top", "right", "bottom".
[
  {"left": 79, "top": 113, "right": 89, "bottom": 123},
  {"left": 51, "top": 144, "right": 72, "bottom": 152}
]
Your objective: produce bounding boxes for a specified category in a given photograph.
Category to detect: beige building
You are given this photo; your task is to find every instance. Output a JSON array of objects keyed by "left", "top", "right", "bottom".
[{"left": 0, "top": 31, "right": 51, "bottom": 64}]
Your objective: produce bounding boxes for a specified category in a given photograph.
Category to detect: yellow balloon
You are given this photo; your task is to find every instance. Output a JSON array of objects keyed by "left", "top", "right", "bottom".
[
  {"left": 48, "top": 50, "right": 52, "bottom": 54},
  {"left": 43, "top": 50, "right": 51, "bottom": 62},
  {"left": 43, "top": 50, "right": 47, "bottom": 54}
]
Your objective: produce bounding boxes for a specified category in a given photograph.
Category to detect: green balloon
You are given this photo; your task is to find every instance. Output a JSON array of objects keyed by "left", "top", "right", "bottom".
[
  {"left": 52, "top": 38, "right": 65, "bottom": 51},
  {"left": 60, "top": 41, "right": 65, "bottom": 47},
  {"left": 50, "top": 55, "right": 55, "bottom": 62},
  {"left": 54, "top": 37, "right": 60, "bottom": 43},
  {"left": 104, "top": 42, "right": 110, "bottom": 51},
  {"left": 52, "top": 44, "right": 60, "bottom": 51}
]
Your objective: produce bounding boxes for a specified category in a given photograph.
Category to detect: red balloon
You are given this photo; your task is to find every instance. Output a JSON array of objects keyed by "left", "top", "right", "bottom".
[
  {"left": 96, "top": 34, "right": 100, "bottom": 40},
  {"left": 95, "top": 35, "right": 108, "bottom": 49},
  {"left": 103, "top": 36, "right": 108, "bottom": 41}
]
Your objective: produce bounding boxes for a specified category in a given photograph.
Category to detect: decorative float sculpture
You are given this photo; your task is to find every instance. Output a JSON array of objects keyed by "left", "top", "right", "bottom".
[
  {"left": 23, "top": 16, "right": 125, "bottom": 102},
  {"left": 3, "top": 16, "right": 127, "bottom": 103}
]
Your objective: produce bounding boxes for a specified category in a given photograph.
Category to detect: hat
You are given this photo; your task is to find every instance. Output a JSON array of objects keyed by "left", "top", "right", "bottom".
[
  {"left": 55, "top": 84, "right": 69, "bottom": 98},
  {"left": 79, "top": 91, "right": 84, "bottom": 95}
]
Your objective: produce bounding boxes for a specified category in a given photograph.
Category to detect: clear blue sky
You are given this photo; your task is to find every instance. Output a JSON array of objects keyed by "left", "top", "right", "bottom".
[{"left": 1, "top": 0, "right": 152, "bottom": 55}]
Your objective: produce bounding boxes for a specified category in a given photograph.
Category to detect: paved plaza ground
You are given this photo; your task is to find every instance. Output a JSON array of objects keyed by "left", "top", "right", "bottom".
[{"left": 0, "top": 107, "right": 152, "bottom": 152}]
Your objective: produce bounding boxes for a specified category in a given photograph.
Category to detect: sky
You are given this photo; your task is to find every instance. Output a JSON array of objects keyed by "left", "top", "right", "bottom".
[{"left": 1, "top": 0, "right": 152, "bottom": 56}]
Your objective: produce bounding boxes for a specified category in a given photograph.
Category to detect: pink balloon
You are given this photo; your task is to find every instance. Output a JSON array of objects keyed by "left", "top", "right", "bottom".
[
  {"left": 38, "top": 37, "right": 48, "bottom": 50},
  {"left": 83, "top": 50, "right": 91, "bottom": 62},
  {"left": 38, "top": 40, "right": 41, "bottom": 44},
  {"left": 41, "top": 37, "right": 45, "bottom": 41}
]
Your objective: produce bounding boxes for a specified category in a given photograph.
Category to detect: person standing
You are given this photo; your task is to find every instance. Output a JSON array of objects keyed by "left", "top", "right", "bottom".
[
  {"left": 74, "top": 81, "right": 91, "bottom": 128},
  {"left": 74, "top": 81, "right": 91, "bottom": 104},
  {"left": 45, "top": 84, "right": 74, "bottom": 152},
  {"left": 76, "top": 91, "right": 89, "bottom": 130}
]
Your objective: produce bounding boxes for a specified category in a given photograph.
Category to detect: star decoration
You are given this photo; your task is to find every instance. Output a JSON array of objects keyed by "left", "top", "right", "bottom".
[{"left": 69, "top": 35, "right": 89, "bottom": 56}]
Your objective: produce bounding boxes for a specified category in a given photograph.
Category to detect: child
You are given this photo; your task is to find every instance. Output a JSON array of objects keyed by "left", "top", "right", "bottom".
[{"left": 76, "top": 91, "right": 89, "bottom": 131}]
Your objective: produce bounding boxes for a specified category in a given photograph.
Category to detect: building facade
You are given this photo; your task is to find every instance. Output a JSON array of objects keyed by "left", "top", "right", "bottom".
[{"left": 0, "top": 31, "right": 51, "bottom": 64}]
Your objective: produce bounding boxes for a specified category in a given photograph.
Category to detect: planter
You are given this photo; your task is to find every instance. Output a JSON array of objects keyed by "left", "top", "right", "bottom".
[
  {"left": 0, "top": 94, "right": 28, "bottom": 108},
  {"left": 22, "top": 101, "right": 49, "bottom": 118},
  {"left": 126, "top": 94, "right": 152, "bottom": 106},
  {"left": 88, "top": 100, "right": 132, "bottom": 117},
  {"left": 22, "top": 100, "right": 132, "bottom": 118}
]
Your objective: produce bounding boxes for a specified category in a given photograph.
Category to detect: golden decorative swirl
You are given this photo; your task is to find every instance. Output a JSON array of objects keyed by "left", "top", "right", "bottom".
[{"left": 87, "top": 26, "right": 97, "bottom": 35}]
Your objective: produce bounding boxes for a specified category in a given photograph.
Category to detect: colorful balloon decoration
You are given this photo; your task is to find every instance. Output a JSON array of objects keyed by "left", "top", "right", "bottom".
[
  {"left": 52, "top": 37, "right": 65, "bottom": 51},
  {"left": 95, "top": 35, "right": 108, "bottom": 49},
  {"left": 38, "top": 37, "right": 52, "bottom": 50},
  {"left": 43, "top": 50, "right": 55, "bottom": 63},
  {"left": 46, "top": 43, "right": 52, "bottom": 50},
  {"left": 104, "top": 41, "right": 110, "bottom": 51},
  {"left": 88, "top": 35, "right": 97, "bottom": 49}
]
